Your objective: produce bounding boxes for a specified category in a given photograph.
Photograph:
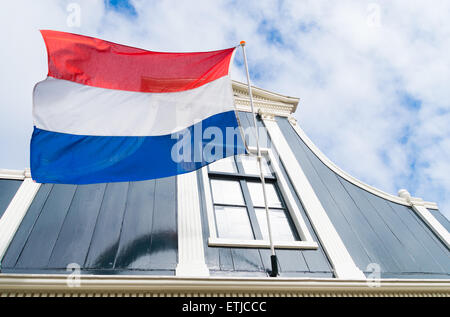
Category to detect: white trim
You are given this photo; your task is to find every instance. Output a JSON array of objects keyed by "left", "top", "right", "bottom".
[
  {"left": 0, "top": 169, "right": 26, "bottom": 180},
  {"left": 1, "top": 274, "right": 449, "bottom": 297},
  {"left": 0, "top": 178, "right": 41, "bottom": 263},
  {"left": 234, "top": 98, "right": 294, "bottom": 117},
  {"left": 288, "top": 119, "right": 439, "bottom": 210},
  {"left": 266, "top": 149, "right": 314, "bottom": 242},
  {"left": 201, "top": 149, "right": 318, "bottom": 250},
  {"left": 413, "top": 205, "right": 450, "bottom": 249},
  {"left": 398, "top": 190, "right": 450, "bottom": 249},
  {"left": 201, "top": 166, "right": 218, "bottom": 239},
  {"left": 208, "top": 238, "right": 318, "bottom": 249},
  {"left": 232, "top": 80, "right": 298, "bottom": 117},
  {"left": 175, "top": 171, "right": 209, "bottom": 277},
  {"left": 232, "top": 80, "right": 299, "bottom": 111},
  {"left": 263, "top": 118, "right": 365, "bottom": 280}
]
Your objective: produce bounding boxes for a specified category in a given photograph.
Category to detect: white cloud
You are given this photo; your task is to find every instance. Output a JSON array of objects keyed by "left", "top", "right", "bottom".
[{"left": 0, "top": 0, "right": 449, "bottom": 219}]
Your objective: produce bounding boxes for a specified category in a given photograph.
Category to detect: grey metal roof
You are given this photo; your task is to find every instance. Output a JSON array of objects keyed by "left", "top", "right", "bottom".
[
  {"left": 1, "top": 112, "right": 448, "bottom": 279},
  {"left": 429, "top": 209, "right": 450, "bottom": 233},
  {"left": 1, "top": 180, "right": 177, "bottom": 275},
  {"left": 0, "top": 112, "right": 334, "bottom": 277},
  {"left": 0, "top": 179, "right": 22, "bottom": 219},
  {"left": 276, "top": 116, "right": 450, "bottom": 279}
]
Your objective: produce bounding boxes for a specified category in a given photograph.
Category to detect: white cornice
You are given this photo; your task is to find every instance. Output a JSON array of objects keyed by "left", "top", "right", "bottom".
[
  {"left": 0, "top": 169, "right": 27, "bottom": 180},
  {"left": 0, "top": 274, "right": 449, "bottom": 297},
  {"left": 232, "top": 80, "right": 299, "bottom": 117}
]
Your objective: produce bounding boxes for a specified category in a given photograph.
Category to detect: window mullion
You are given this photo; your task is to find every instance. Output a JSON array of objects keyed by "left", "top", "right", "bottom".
[
  {"left": 272, "top": 182, "right": 301, "bottom": 241},
  {"left": 208, "top": 177, "right": 222, "bottom": 239},
  {"left": 234, "top": 155, "right": 247, "bottom": 176},
  {"left": 239, "top": 179, "right": 264, "bottom": 240},
  {"left": 214, "top": 203, "right": 246, "bottom": 208}
]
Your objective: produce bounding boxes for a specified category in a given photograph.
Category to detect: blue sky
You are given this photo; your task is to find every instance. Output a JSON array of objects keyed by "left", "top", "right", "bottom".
[
  {"left": 106, "top": 0, "right": 137, "bottom": 16},
  {"left": 0, "top": 0, "right": 449, "bottom": 219}
]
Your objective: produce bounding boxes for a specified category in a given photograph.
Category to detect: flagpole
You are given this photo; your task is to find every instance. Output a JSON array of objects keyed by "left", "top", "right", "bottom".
[{"left": 239, "top": 41, "right": 278, "bottom": 277}]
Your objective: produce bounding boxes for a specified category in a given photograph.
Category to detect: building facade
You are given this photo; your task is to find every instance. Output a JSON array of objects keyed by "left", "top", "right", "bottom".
[{"left": 0, "top": 82, "right": 449, "bottom": 296}]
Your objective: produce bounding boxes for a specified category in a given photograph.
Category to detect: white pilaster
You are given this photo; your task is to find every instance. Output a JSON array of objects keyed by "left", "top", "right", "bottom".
[
  {"left": 175, "top": 171, "right": 209, "bottom": 277},
  {"left": 263, "top": 118, "right": 365, "bottom": 279},
  {"left": 398, "top": 189, "right": 450, "bottom": 249},
  {"left": 0, "top": 177, "right": 41, "bottom": 262}
]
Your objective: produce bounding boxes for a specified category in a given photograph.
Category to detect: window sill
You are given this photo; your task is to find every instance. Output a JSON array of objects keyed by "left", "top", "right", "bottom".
[{"left": 208, "top": 237, "right": 319, "bottom": 250}]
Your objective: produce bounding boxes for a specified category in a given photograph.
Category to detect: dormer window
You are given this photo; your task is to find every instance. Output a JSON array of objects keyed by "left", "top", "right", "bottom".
[{"left": 201, "top": 148, "right": 318, "bottom": 249}]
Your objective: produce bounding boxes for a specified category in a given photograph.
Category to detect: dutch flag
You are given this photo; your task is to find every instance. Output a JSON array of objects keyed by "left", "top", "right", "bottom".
[{"left": 31, "top": 30, "right": 246, "bottom": 184}]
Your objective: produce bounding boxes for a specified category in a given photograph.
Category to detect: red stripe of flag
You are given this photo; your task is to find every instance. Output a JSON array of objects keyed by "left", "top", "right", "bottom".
[{"left": 40, "top": 30, "right": 235, "bottom": 93}]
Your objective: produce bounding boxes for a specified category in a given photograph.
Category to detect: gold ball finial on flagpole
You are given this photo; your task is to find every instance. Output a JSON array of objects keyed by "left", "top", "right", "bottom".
[{"left": 240, "top": 40, "right": 246, "bottom": 46}]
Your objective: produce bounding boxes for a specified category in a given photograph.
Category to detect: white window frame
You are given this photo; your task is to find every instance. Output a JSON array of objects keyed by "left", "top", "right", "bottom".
[
  {"left": 0, "top": 169, "right": 41, "bottom": 262},
  {"left": 201, "top": 148, "right": 318, "bottom": 250}
]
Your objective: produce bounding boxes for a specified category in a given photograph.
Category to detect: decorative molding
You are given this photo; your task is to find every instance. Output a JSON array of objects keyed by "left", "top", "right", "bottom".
[
  {"left": 175, "top": 172, "right": 209, "bottom": 277},
  {"left": 263, "top": 118, "right": 365, "bottom": 280},
  {"left": 289, "top": 120, "right": 439, "bottom": 210},
  {"left": 24, "top": 168, "right": 32, "bottom": 178},
  {"left": 234, "top": 99, "right": 293, "bottom": 117},
  {"left": 398, "top": 189, "right": 450, "bottom": 249},
  {"left": 208, "top": 238, "right": 318, "bottom": 249},
  {"left": 0, "top": 178, "right": 41, "bottom": 263},
  {"left": 0, "top": 169, "right": 26, "bottom": 180},
  {"left": 232, "top": 80, "right": 298, "bottom": 117},
  {"left": 1, "top": 274, "right": 449, "bottom": 297},
  {"left": 258, "top": 109, "right": 275, "bottom": 121},
  {"left": 288, "top": 115, "right": 298, "bottom": 126}
]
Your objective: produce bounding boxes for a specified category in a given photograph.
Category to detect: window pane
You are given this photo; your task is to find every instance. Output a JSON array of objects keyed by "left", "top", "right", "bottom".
[
  {"left": 247, "top": 182, "right": 282, "bottom": 208},
  {"left": 210, "top": 179, "right": 244, "bottom": 206},
  {"left": 215, "top": 206, "right": 254, "bottom": 240},
  {"left": 239, "top": 155, "right": 272, "bottom": 176},
  {"left": 255, "top": 208, "right": 297, "bottom": 241},
  {"left": 208, "top": 156, "right": 238, "bottom": 173}
]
